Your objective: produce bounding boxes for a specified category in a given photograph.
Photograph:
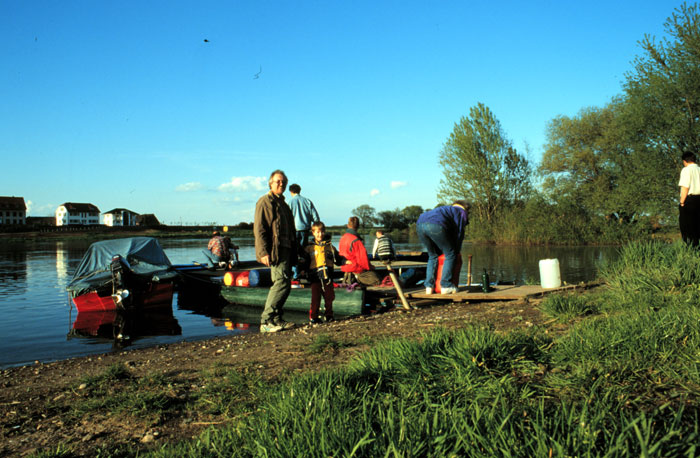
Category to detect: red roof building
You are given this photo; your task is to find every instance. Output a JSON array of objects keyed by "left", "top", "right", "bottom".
[{"left": 0, "top": 196, "right": 27, "bottom": 225}]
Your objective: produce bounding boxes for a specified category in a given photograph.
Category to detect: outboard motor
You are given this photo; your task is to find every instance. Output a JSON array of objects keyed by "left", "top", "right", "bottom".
[{"left": 110, "top": 255, "right": 132, "bottom": 309}]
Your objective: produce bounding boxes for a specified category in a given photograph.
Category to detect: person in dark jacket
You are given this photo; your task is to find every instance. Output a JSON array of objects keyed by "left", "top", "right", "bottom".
[
  {"left": 254, "top": 170, "right": 297, "bottom": 333},
  {"left": 416, "top": 201, "right": 470, "bottom": 295}
]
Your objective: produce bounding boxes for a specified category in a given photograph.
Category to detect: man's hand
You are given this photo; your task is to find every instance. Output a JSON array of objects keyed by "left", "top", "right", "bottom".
[{"left": 260, "top": 255, "right": 270, "bottom": 267}]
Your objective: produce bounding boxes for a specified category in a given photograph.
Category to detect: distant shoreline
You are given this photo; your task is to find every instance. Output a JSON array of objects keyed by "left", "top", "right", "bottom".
[{"left": 0, "top": 224, "right": 352, "bottom": 242}]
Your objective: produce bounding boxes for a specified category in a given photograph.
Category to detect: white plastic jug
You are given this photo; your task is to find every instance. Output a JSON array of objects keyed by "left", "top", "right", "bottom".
[{"left": 539, "top": 258, "right": 561, "bottom": 289}]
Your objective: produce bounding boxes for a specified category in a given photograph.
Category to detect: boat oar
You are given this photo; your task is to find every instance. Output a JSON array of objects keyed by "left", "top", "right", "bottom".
[
  {"left": 467, "top": 254, "right": 473, "bottom": 286},
  {"left": 385, "top": 262, "right": 411, "bottom": 310}
]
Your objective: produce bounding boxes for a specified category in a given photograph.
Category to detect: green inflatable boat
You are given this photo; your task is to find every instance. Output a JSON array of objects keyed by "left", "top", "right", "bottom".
[{"left": 220, "top": 285, "right": 365, "bottom": 316}]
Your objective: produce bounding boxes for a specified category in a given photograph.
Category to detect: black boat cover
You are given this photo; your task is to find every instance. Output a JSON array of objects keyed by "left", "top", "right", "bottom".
[{"left": 66, "top": 237, "right": 178, "bottom": 297}]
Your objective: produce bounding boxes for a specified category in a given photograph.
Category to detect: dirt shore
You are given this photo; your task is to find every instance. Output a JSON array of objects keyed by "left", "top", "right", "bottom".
[{"left": 0, "top": 295, "right": 560, "bottom": 457}]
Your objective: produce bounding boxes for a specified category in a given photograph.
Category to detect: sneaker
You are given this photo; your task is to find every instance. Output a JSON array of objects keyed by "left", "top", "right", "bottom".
[
  {"left": 260, "top": 321, "right": 283, "bottom": 333},
  {"left": 324, "top": 316, "right": 334, "bottom": 323},
  {"left": 273, "top": 317, "right": 296, "bottom": 330},
  {"left": 425, "top": 287, "right": 434, "bottom": 295},
  {"left": 309, "top": 318, "right": 323, "bottom": 325},
  {"left": 440, "top": 286, "right": 457, "bottom": 295}
]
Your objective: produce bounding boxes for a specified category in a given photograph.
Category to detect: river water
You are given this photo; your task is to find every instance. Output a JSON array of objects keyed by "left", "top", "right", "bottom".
[{"left": 0, "top": 235, "right": 619, "bottom": 368}]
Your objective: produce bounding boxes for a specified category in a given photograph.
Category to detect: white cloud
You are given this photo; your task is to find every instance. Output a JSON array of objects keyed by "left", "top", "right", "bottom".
[
  {"left": 391, "top": 181, "right": 408, "bottom": 189},
  {"left": 25, "top": 200, "right": 33, "bottom": 214},
  {"left": 176, "top": 182, "right": 204, "bottom": 192},
  {"left": 29, "top": 203, "right": 57, "bottom": 216},
  {"left": 370, "top": 189, "right": 380, "bottom": 197},
  {"left": 219, "top": 176, "right": 267, "bottom": 192}
]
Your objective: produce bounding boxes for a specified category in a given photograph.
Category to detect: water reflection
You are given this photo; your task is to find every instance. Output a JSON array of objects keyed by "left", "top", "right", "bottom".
[
  {"left": 69, "top": 305, "right": 182, "bottom": 350},
  {"left": 0, "top": 249, "right": 27, "bottom": 297},
  {"left": 219, "top": 304, "right": 309, "bottom": 328},
  {"left": 55, "top": 241, "right": 70, "bottom": 283}
]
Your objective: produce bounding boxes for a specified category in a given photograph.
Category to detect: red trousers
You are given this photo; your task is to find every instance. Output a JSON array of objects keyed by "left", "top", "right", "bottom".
[{"left": 309, "top": 282, "right": 335, "bottom": 320}]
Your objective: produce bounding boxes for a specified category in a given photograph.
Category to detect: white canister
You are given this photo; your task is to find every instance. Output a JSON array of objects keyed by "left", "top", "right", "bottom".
[{"left": 539, "top": 258, "right": 561, "bottom": 289}]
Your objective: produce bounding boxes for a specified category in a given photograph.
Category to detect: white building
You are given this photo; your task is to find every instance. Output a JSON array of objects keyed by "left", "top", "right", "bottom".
[
  {"left": 103, "top": 208, "right": 139, "bottom": 227},
  {"left": 55, "top": 202, "right": 101, "bottom": 226}
]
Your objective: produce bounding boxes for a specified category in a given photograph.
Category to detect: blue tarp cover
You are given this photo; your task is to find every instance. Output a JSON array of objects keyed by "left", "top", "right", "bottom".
[{"left": 66, "top": 237, "right": 177, "bottom": 296}]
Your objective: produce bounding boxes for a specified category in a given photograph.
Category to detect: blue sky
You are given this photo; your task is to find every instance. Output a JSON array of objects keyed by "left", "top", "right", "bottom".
[{"left": 1, "top": 0, "right": 683, "bottom": 225}]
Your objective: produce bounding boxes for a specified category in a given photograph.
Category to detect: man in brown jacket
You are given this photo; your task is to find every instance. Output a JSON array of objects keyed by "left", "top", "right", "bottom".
[{"left": 254, "top": 169, "right": 297, "bottom": 332}]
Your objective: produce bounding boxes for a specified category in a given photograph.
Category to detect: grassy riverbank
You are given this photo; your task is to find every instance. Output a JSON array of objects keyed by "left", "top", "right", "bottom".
[
  {"left": 18, "top": 240, "right": 698, "bottom": 457},
  {"left": 153, "top": 242, "right": 699, "bottom": 457}
]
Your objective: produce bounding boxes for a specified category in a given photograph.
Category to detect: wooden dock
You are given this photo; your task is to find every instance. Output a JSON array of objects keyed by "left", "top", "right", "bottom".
[{"left": 367, "top": 282, "right": 601, "bottom": 306}]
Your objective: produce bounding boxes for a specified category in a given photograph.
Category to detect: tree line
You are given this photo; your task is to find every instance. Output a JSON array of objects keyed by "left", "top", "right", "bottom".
[{"left": 359, "top": 4, "right": 700, "bottom": 244}]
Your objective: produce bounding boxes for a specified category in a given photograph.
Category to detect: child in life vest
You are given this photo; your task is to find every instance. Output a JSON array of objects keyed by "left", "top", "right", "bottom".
[{"left": 300, "top": 221, "right": 343, "bottom": 324}]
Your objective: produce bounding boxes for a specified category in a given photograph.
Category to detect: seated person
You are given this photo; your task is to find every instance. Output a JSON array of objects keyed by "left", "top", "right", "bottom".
[
  {"left": 339, "top": 216, "right": 381, "bottom": 286},
  {"left": 371, "top": 230, "right": 396, "bottom": 262},
  {"left": 207, "top": 231, "right": 231, "bottom": 267},
  {"left": 223, "top": 236, "right": 239, "bottom": 267}
]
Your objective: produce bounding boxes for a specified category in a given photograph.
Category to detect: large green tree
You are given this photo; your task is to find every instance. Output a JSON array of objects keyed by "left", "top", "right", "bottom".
[
  {"left": 539, "top": 102, "right": 641, "bottom": 222},
  {"left": 377, "top": 209, "right": 408, "bottom": 230},
  {"left": 401, "top": 205, "right": 424, "bottom": 225},
  {"left": 351, "top": 204, "right": 377, "bottom": 227},
  {"left": 438, "top": 103, "right": 531, "bottom": 222}
]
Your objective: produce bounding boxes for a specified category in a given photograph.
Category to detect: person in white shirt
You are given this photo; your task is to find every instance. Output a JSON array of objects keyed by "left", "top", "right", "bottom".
[{"left": 678, "top": 151, "right": 700, "bottom": 246}]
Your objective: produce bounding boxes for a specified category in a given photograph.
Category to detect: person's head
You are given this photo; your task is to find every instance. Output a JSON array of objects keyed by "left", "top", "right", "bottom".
[
  {"left": 682, "top": 151, "right": 697, "bottom": 165},
  {"left": 347, "top": 216, "right": 359, "bottom": 230},
  {"left": 453, "top": 200, "right": 471, "bottom": 212},
  {"left": 289, "top": 183, "right": 301, "bottom": 194},
  {"left": 268, "top": 170, "right": 288, "bottom": 196},
  {"left": 311, "top": 221, "right": 326, "bottom": 242},
  {"left": 375, "top": 230, "right": 384, "bottom": 238},
  {"left": 212, "top": 230, "right": 220, "bottom": 237}
]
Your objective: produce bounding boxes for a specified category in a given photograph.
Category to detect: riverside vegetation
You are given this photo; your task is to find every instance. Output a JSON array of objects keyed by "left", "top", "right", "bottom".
[{"left": 22, "top": 240, "right": 699, "bottom": 457}]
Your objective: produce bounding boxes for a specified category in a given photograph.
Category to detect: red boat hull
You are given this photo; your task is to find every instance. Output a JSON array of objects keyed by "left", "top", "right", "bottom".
[{"left": 72, "top": 282, "right": 175, "bottom": 312}]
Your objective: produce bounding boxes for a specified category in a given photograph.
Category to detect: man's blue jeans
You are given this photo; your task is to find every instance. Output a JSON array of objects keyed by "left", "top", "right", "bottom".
[{"left": 416, "top": 222, "right": 459, "bottom": 289}]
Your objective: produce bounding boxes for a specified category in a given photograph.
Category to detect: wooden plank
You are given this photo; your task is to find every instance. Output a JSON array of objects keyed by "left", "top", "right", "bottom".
[
  {"left": 406, "top": 282, "right": 600, "bottom": 302},
  {"left": 370, "top": 260, "right": 427, "bottom": 270}
]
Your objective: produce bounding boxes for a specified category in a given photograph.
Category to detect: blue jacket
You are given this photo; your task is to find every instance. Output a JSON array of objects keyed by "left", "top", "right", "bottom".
[
  {"left": 417, "top": 205, "right": 469, "bottom": 244},
  {"left": 288, "top": 194, "right": 320, "bottom": 231}
]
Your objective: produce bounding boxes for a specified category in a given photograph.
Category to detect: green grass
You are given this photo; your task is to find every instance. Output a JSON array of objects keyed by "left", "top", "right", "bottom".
[
  {"left": 598, "top": 240, "right": 700, "bottom": 311},
  {"left": 68, "top": 364, "right": 179, "bottom": 422},
  {"left": 195, "top": 362, "right": 263, "bottom": 417},
  {"left": 150, "top": 323, "right": 699, "bottom": 457},
  {"left": 540, "top": 293, "right": 600, "bottom": 321},
  {"left": 306, "top": 334, "right": 353, "bottom": 354}
]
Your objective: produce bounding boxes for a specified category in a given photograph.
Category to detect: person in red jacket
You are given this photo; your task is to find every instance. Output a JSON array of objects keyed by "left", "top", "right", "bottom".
[{"left": 339, "top": 216, "right": 380, "bottom": 286}]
